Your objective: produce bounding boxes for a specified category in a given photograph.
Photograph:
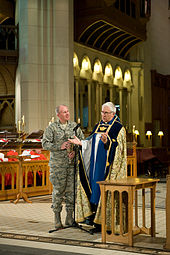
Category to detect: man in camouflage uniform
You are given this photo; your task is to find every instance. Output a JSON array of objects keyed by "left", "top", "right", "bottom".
[{"left": 42, "top": 105, "right": 84, "bottom": 229}]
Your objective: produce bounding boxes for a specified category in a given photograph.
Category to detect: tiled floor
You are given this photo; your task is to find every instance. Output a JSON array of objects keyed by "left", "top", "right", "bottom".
[
  {"left": 0, "top": 181, "right": 168, "bottom": 254},
  {"left": 0, "top": 238, "right": 160, "bottom": 255}
]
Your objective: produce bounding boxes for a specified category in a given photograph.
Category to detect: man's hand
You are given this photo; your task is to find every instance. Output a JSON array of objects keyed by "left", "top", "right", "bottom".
[
  {"left": 68, "top": 151, "right": 75, "bottom": 159},
  {"left": 68, "top": 136, "right": 82, "bottom": 146},
  {"left": 100, "top": 132, "right": 108, "bottom": 144},
  {"left": 61, "top": 141, "right": 70, "bottom": 150}
]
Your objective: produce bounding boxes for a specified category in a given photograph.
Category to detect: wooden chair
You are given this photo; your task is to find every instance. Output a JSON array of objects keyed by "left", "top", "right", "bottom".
[{"left": 127, "top": 142, "right": 137, "bottom": 177}]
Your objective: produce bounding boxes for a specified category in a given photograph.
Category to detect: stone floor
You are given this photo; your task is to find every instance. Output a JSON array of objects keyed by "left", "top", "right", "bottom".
[{"left": 0, "top": 181, "right": 169, "bottom": 255}]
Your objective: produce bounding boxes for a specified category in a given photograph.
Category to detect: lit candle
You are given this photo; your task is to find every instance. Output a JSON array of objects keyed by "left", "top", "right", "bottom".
[
  {"left": 49, "top": 121, "right": 51, "bottom": 126},
  {"left": 51, "top": 117, "right": 54, "bottom": 123},
  {"left": 78, "top": 118, "right": 80, "bottom": 124},
  {"left": 18, "top": 120, "right": 21, "bottom": 132},
  {"left": 22, "top": 115, "right": 25, "bottom": 125}
]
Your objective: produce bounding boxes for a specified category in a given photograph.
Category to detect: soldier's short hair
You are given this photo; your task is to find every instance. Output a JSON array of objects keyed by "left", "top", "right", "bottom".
[{"left": 55, "top": 105, "right": 68, "bottom": 114}]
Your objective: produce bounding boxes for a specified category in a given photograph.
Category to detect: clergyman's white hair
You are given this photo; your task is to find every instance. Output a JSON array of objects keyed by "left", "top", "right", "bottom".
[{"left": 102, "top": 102, "right": 116, "bottom": 114}]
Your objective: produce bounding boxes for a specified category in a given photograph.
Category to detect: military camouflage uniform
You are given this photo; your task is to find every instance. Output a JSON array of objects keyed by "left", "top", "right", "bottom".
[{"left": 42, "top": 119, "right": 84, "bottom": 214}]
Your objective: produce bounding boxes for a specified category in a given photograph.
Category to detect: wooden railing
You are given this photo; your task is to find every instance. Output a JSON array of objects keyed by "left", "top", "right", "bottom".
[{"left": 0, "top": 149, "right": 52, "bottom": 202}]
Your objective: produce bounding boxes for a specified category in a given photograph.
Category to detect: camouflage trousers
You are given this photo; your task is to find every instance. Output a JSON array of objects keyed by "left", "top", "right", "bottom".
[{"left": 50, "top": 165, "right": 75, "bottom": 213}]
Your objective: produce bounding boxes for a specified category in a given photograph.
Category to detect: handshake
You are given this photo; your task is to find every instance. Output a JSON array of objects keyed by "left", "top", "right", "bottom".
[{"left": 68, "top": 132, "right": 108, "bottom": 145}]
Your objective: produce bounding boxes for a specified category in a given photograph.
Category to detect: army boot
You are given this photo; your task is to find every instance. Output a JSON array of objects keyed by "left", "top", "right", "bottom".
[
  {"left": 54, "top": 212, "right": 62, "bottom": 229},
  {"left": 65, "top": 211, "right": 74, "bottom": 226}
]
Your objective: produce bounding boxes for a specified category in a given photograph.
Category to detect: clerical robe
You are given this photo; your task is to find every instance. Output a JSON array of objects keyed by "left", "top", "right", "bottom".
[{"left": 76, "top": 115, "right": 127, "bottom": 226}]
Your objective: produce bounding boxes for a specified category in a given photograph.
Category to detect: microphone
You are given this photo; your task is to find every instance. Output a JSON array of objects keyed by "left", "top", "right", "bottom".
[{"left": 73, "top": 123, "right": 81, "bottom": 132}]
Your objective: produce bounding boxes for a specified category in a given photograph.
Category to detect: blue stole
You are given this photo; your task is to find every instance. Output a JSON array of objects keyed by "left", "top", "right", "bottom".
[{"left": 89, "top": 133, "right": 107, "bottom": 204}]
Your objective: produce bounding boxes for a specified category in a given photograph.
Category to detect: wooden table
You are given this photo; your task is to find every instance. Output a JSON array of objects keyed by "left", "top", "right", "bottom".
[{"left": 98, "top": 177, "right": 159, "bottom": 246}]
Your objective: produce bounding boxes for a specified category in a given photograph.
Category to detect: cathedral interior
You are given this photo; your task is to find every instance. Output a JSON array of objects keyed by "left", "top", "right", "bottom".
[
  {"left": 0, "top": 0, "right": 170, "bottom": 251},
  {"left": 0, "top": 0, "right": 170, "bottom": 175}
]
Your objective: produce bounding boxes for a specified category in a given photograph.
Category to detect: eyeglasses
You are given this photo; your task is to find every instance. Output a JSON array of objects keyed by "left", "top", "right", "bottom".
[
  {"left": 101, "top": 111, "right": 113, "bottom": 115},
  {"left": 59, "top": 111, "right": 69, "bottom": 114}
]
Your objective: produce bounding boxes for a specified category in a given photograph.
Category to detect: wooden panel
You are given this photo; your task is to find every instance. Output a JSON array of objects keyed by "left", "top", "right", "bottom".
[
  {"left": 165, "top": 175, "right": 170, "bottom": 249},
  {"left": 0, "top": 161, "right": 19, "bottom": 200}
]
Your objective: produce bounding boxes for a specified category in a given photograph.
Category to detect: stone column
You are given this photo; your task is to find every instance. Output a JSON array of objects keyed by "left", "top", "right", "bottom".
[
  {"left": 118, "top": 87, "right": 123, "bottom": 122},
  {"left": 15, "top": 0, "right": 74, "bottom": 132},
  {"left": 75, "top": 77, "right": 79, "bottom": 123},
  {"left": 96, "top": 82, "right": 100, "bottom": 122},
  {"left": 79, "top": 80, "right": 84, "bottom": 126},
  {"left": 109, "top": 84, "right": 114, "bottom": 103},
  {"left": 139, "top": 68, "right": 145, "bottom": 146},
  {"left": 99, "top": 82, "right": 103, "bottom": 112},
  {"left": 130, "top": 63, "right": 142, "bottom": 131},
  {"left": 127, "top": 86, "right": 132, "bottom": 132},
  {"left": 87, "top": 79, "right": 92, "bottom": 131}
]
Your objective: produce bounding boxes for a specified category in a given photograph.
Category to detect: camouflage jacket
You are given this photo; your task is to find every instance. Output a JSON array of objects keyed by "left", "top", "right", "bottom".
[{"left": 42, "top": 119, "right": 84, "bottom": 165}]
